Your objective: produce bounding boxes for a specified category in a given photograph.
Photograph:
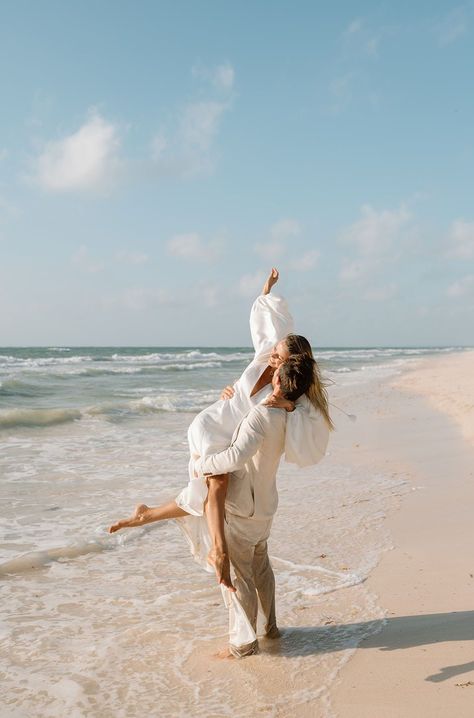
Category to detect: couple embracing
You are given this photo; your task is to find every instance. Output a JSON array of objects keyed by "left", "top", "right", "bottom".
[{"left": 110, "top": 268, "right": 332, "bottom": 658}]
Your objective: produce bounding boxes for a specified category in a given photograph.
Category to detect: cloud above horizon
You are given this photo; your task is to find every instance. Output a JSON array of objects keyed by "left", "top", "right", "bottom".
[
  {"left": 32, "top": 113, "right": 120, "bottom": 192},
  {"left": 255, "top": 218, "right": 302, "bottom": 261},
  {"left": 447, "top": 219, "right": 474, "bottom": 258},
  {"left": 150, "top": 62, "right": 234, "bottom": 178},
  {"left": 338, "top": 203, "right": 412, "bottom": 297},
  {"left": 434, "top": 5, "right": 470, "bottom": 46},
  {"left": 166, "top": 232, "right": 221, "bottom": 262},
  {"left": 71, "top": 245, "right": 104, "bottom": 273}
]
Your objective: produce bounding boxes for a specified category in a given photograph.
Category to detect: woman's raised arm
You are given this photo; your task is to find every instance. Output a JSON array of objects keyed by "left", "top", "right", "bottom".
[
  {"left": 220, "top": 268, "right": 294, "bottom": 400},
  {"left": 262, "top": 267, "right": 279, "bottom": 295},
  {"left": 249, "top": 268, "right": 294, "bottom": 357}
]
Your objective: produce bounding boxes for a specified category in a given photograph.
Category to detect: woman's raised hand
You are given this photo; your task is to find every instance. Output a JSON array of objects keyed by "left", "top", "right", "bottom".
[
  {"left": 264, "top": 396, "right": 295, "bottom": 412},
  {"left": 262, "top": 267, "right": 279, "bottom": 295},
  {"left": 220, "top": 385, "right": 235, "bottom": 400}
]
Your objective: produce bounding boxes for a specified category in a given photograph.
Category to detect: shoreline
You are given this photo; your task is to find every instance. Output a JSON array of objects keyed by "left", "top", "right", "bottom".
[
  {"left": 2, "top": 350, "right": 473, "bottom": 716},
  {"left": 330, "top": 350, "right": 474, "bottom": 717}
]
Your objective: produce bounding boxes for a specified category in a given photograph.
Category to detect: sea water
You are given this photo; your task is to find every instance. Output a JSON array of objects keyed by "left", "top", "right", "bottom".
[{"left": 0, "top": 345, "right": 469, "bottom": 717}]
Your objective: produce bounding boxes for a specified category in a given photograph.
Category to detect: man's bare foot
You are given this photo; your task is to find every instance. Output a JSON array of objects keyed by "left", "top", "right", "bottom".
[
  {"left": 265, "top": 626, "right": 282, "bottom": 639},
  {"left": 207, "top": 549, "right": 236, "bottom": 592},
  {"left": 109, "top": 504, "right": 150, "bottom": 533}
]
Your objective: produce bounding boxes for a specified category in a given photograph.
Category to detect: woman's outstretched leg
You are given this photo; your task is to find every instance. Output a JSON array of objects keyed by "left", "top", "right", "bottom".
[
  {"left": 205, "top": 475, "right": 235, "bottom": 592},
  {"left": 109, "top": 500, "right": 188, "bottom": 533}
]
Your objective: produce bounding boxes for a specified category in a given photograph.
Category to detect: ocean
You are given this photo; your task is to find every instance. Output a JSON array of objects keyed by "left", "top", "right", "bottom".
[{"left": 0, "top": 345, "right": 469, "bottom": 717}]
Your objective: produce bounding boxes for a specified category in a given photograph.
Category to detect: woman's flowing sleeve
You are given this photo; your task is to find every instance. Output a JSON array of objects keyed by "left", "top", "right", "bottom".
[
  {"left": 284, "top": 395, "right": 330, "bottom": 468},
  {"left": 249, "top": 294, "right": 294, "bottom": 358}
]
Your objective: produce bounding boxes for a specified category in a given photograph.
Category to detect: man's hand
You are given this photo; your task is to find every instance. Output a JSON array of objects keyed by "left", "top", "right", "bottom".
[
  {"left": 262, "top": 267, "right": 279, "bottom": 295},
  {"left": 221, "top": 385, "right": 235, "bottom": 400}
]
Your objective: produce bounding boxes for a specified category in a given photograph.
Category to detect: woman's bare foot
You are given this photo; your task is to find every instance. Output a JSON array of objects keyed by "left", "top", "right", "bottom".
[
  {"left": 207, "top": 549, "right": 236, "bottom": 592},
  {"left": 213, "top": 647, "right": 235, "bottom": 660},
  {"left": 109, "top": 504, "right": 150, "bottom": 533}
]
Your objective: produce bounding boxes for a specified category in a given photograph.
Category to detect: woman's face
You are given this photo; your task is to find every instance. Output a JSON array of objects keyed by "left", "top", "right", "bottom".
[{"left": 268, "top": 340, "right": 290, "bottom": 369}]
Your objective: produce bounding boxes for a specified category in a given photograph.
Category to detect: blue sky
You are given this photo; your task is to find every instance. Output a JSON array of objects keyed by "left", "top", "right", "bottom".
[{"left": 1, "top": 1, "right": 473, "bottom": 346}]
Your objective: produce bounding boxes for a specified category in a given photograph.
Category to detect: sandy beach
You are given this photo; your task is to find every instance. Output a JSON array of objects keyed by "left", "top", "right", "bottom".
[
  {"left": 331, "top": 350, "right": 474, "bottom": 717},
  {"left": 2, "top": 348, "right": 474, "bottom": 717}
]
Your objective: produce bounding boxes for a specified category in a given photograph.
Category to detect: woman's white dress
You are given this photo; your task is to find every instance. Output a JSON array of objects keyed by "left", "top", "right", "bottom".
[{"left": 174, "top": 293, "right": 330, "bottom": 572}]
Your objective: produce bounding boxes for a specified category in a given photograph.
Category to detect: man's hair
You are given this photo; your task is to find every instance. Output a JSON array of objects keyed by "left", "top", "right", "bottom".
[{"left": 278, "top": 354, "right": 315, "bottom": 401}]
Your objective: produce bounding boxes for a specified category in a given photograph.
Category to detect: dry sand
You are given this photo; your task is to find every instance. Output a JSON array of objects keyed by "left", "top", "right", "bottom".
[{"left": 330, "top": 350, "right": 474, "bottom": 718}]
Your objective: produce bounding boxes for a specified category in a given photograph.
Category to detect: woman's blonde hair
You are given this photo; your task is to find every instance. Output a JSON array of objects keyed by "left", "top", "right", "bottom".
[{"left": 284, "top": 334, "right": 334, "bottom": 431}]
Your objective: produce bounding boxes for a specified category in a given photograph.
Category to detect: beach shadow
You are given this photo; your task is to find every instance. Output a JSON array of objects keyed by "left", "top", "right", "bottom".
[{"left": 264, "top": 610, "right": 474, "bottom": 683}]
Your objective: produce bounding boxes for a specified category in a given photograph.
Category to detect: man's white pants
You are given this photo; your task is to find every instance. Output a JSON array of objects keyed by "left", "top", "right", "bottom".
[{"left": 224, "top": 513, "right": 277, "bottom": 657}]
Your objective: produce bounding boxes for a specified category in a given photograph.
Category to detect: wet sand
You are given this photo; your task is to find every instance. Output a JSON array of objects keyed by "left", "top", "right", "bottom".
[{"left": 331, "top": 350, "right": 474, "bottom": 718}]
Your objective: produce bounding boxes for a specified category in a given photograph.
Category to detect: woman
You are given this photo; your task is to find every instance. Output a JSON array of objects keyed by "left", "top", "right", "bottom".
[{"left": 109, "top": 268, "right": 333, "bottom": 590}]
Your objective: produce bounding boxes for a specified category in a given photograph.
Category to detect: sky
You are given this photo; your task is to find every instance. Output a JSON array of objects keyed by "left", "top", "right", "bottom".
[{"left": 0, "top": 0, "right": 473, "bottom": 347}]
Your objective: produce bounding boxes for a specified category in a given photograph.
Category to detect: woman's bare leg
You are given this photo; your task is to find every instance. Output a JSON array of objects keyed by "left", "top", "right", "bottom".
[
  {"left": 205, "top": 475, "right": 235, "bottom": 591},
  {"left": 109, "top": 501, "right": 188, "bottom": 533}
]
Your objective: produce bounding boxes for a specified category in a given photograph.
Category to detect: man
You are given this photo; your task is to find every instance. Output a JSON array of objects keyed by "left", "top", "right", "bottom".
[{"left": 195, "top": 354, "right": 324, "bottom": 657}]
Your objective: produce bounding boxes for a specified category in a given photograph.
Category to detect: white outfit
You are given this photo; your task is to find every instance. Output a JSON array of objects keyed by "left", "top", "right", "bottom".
[
  {"left": 174, "top": 293, "right": 330, "bottom": 572},
  {"left": 196, "top": 404, "right": 287, "bottom": 656},
  {"left": 195, "top": 404, "right": 287, "bottom": 520}
]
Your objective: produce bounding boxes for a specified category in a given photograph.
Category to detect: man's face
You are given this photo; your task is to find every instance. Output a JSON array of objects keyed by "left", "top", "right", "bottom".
[{"left": 268, "top": 340, "right": 290, "bottom": 369}]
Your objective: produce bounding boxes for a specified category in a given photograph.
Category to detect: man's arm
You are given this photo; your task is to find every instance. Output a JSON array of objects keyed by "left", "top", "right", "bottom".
[{"left": 195, "top": 411, "right": 266, "bottom": 477}]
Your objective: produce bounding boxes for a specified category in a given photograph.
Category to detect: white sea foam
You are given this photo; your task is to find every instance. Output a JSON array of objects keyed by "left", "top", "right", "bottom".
[
  {"left": 0, "top": 407, "right": 82, "bottom": 429},
  {"left": 110, "top": 349, "right": 250, "bottom": 363}
]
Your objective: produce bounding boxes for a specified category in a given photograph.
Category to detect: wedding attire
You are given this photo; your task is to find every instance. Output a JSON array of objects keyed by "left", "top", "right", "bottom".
[
  {"left": 175, "top": 294, "right": 330, "bottom": 571},
  {"left": 195, "top": 403, "right": 287, "bottom": 656}
]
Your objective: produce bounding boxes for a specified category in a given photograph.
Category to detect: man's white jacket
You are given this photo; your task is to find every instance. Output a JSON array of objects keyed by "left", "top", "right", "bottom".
[{"left": 195, "top": 404, "right": 287, "bottom": 521}]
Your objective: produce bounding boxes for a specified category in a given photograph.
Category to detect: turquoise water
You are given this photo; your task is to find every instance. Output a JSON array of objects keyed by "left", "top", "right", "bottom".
[{"left": 0, "top": 345, "right": 469, "bottom": 428}]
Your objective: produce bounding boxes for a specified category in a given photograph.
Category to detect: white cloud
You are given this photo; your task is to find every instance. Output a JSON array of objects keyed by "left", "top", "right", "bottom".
[
  {"left": 115, "top": 250, "right": 149, "bottom": 265},
  {"left": 102, "top": 287, "right": 175, "bottom": 312},
  {"left": 166, "top": 232, "right": 220, "bottom": 261},
  {"left": 254, "top": 219, "right": 302, "bottom": 261},
  {"left": 255, "top": 238, "right": 286, "bottom": 261},
  {"left": 270, "top": 218, "right": 301, "bottom": 240},
  {"left": 72, "top": 245, "right": 103, "bottom": 273},
  {"left": 33, "top": 112, "right": 120, "bottom": 192},
  {"left": 192, "top": 61, "right": 235, "bottom": 91},
  {"left": 363, "top": 282, "right": 398, "bottom": 301},
  {"left": 435, "top": 7, "right": 469, "bottom": 46},
  {"left": 150, "top": 99, "right": 230, "bottom": 178},
  {"left": 238, "top": 271, "right": 266, "bottom": 298},
  {"left": 447, "top": 275, "right": 474, "bottom": 297},
  {"left": 447, "top": 219, "right": 474, "bottom": 258},
  {"left": 150, "top": 63, "right": 234, "bottom": 178},
  {"left": 214, "top": 63, "right": 235, "bottom": 91},
  {"left": 338, "top": 203, "right": 413, "bottom": 288},
  {"left": 339, "top": 203, "right": 411, "bottom": 256},
  {"left": 345, "top": 18, "right": 363, "bottom": 35},
  {"left": 180, "top": 100, "right": 227, "bottom": 153},
  {"left": 289, "top": 249, "right": 320, "bottom": 272}
]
